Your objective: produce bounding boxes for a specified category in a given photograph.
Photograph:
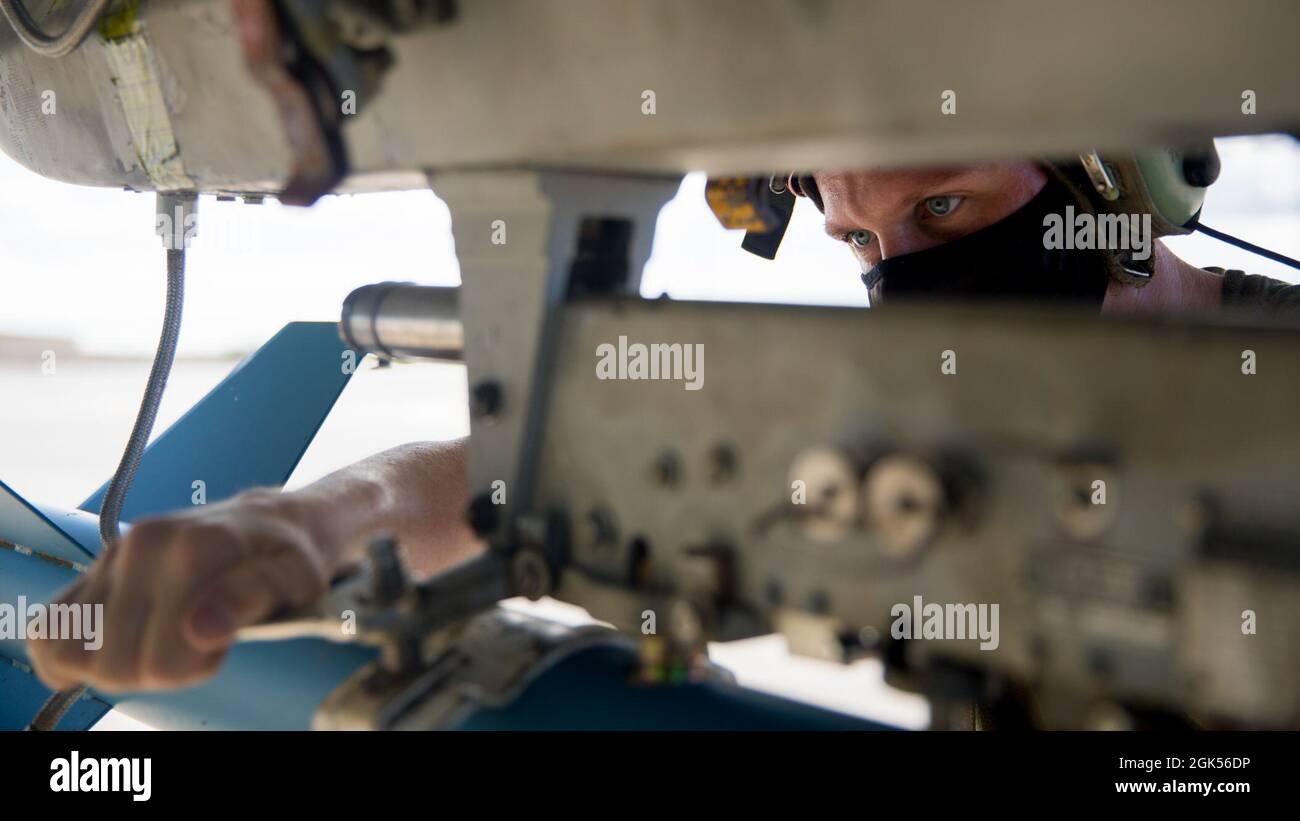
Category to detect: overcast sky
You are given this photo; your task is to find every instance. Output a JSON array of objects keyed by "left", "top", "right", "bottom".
[{"left": 0, "top": 135, "right": 1296, "bottom": 358}]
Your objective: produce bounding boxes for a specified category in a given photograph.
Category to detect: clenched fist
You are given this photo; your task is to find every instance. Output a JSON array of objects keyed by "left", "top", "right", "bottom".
[
  {"left": 27, "top": 441, "right": 481, "bottom": 694},
  {"left": 28, "top": 488, "right": 340, "bottom": 693}
]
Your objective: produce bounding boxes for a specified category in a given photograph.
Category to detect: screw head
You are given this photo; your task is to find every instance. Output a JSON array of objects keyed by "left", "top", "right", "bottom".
[
  {"left": 707, "top": 443, "right": 738, "bottom": 484},
  {"left": 510, "top": 549, "right": 552, "bottom": 600},
  {"left": 579, "top": 507, "right": 618, "bottom": 551},
  {"left": 651, "top": 450, "right": 682, "bottom": 487},
  {"left": 465, "top": 493, "right": 500, "bottom": 536},
  {"left": 1051, "top": 462, "right": 1117, "bottom": 542},
  {"left": 469, "top": 380, "right": 503, "bottom": 421}
]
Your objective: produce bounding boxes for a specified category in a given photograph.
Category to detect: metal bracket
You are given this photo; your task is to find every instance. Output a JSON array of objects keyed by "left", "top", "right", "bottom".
[
  {"left": 313, "top": 605, "right": 626, "bottom": 730},
  {"left": 428, "top": 170, "right": 680, "bottom": 547}
]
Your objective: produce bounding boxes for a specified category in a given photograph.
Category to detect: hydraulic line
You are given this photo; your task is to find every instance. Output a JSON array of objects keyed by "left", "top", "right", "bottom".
[{"left": 28, "top": 195, "right": 192, "bottom": 730}]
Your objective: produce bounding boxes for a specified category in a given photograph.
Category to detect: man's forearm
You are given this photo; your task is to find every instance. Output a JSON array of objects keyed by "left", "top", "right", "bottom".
[{"left": 282, "top": 439, "right": 483, "bottom": 577}]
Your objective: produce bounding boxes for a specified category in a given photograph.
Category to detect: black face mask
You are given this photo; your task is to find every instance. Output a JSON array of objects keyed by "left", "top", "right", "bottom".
[{"left": 861, "top": 178, "right": 1110, "bottom": 305}]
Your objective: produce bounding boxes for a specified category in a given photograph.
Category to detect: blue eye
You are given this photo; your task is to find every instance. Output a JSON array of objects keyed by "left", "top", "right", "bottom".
[
  {"left": 924, "top": 196, "right": 963, "bottom": 217},
  {"left": 847, "top": 229, "right": 874, "bottom": 249}
]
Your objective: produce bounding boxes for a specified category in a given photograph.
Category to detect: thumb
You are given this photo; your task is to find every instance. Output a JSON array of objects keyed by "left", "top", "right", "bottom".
[{"left": 183, "top": 549, "right": 326, "bottom": 650}]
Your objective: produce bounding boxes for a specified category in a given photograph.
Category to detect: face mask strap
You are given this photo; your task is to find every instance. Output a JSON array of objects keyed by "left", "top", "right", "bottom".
[{"left": 860, "top": 266, "right": 884, "bottom": 290}]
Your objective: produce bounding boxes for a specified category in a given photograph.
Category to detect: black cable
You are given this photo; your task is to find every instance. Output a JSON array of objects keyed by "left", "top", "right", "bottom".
[
  {"left": 27, "top": 247, "right": 186, "bottom": 731},
  {"left": 1192, "top": 221, "right": 1300, "bottom": 271},
  {"left": 0, "top": 0, "right": 111, "bottom": 58}
]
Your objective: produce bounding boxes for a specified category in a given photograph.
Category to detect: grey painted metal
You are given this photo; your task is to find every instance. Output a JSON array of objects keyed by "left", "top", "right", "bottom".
[
  {"left": 1, "top": 0, "right": 1296, "bottom": 194},
  {"left": 340, "top": 283, "right": 463, "bottom": 361},
  {"left": 529, "top": 298, "right": 1300, "bottom": 728},
  {"left": 433, "top": 169, "right": 679, "bottom": 536}
]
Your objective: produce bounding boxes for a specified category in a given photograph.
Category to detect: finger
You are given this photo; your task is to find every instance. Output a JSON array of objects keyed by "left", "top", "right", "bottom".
[
  {"left": 183, "top": 544, "right": 329, "bottom": 651},
  {"left": 90, "top": 536, "right": 165, "bottom": 692},
  {"left": 26, "top": 567, "right": 113, "bottom": 691},
  {"left": 27, "top": 641, "right": 84, "bottom": 692},
  {"left": 137, "top": 526, "right": 247, "bottom": 686}
]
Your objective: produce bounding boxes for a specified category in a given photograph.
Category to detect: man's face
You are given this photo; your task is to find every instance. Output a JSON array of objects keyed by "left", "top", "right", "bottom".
[{"left": 815, "top": 163, "right": 1048, "bottom": 270}]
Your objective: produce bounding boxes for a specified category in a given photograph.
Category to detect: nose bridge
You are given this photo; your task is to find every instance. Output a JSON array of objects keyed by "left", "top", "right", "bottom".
[{"left": 874, "top": 221, "right": 929, "bottom": 262}]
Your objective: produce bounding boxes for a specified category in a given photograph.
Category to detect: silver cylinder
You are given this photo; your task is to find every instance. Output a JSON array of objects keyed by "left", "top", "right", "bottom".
[{"left": 340, "top": 282, "right": 463, "bottom": 362}]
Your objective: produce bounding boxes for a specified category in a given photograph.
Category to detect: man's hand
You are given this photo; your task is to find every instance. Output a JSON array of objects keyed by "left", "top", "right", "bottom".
[
  {"left": 28, "top": 489, "right": 339, "bottom": 693},
  {"left": 27, "top": 440, "right": 481, "bottom": 694}
]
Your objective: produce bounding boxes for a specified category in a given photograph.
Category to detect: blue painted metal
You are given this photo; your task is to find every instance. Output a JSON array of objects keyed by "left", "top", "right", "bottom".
[
  {"left": 458, "top": 644, "right": 892, "bottom": 730},
  {"left": 0, "top": 660, "right": 112, "bottom": 731},
  {"left": 0, "top": 319, "right": 890, "bottom": 731},
  {"left": 108, "top": 640, "right": 378, "bottom": 730},
  {"left": 0, "top": 546, "right": 81, "bottom": 663},
  {"left": 0, "top": 547, "right": 885, "bottom": 730},
  {"left": 79, "top": 322, "right": 356, "bottom": 542},
  {"left": 0, "top": 321, "right": 361, "bottom": 730},
  {"left": 28, "top": 504, "right": 103, "bottom": 557},
  {"left": 0, "top": 480, "right": 95, "bottom": 564},
  {"left": 0, "top": 546, "right": 115, "bottom": 730}
]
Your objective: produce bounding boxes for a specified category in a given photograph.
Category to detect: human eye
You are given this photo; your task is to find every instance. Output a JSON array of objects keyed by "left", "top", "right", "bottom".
[
  {"left": 921, "top": 195, "right": 964, "bottom": 217},
  {"left": 844, "top": 228, "right": 875, "bottom": 249}
]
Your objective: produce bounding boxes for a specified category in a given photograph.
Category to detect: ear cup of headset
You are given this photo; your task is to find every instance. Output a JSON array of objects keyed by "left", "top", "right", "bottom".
[
  {"left": 1181, "top": 146, "right": 1221, "bottom": 187},
  {"left": 1088, "top": 143, "right": 1219, "bottom": 237}
]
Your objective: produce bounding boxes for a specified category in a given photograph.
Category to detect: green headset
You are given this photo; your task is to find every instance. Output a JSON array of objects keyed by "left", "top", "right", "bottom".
[
  {"left": 1047, "top": 143, "right": 1224, "bottom": 285},
  {"left": 1079, "top": 145, "right": 1220, "bottom": 233}
]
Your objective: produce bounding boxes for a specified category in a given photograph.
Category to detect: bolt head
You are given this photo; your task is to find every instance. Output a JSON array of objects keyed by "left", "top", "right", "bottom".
[
  {"left": 510, "top": 549, "right": 552, "bottom": 600},
  {"left": 470, "top": 381, "right": 503, "bottom": 421},
  {"left": 651, "top": 450, "right": 682, "bottom": 487},
  {"left": 1051, "top": 462, "right": 1117, "bottom": 542},
  {"left": 465, "top": 493, "right": 500, "bottom": 536}
]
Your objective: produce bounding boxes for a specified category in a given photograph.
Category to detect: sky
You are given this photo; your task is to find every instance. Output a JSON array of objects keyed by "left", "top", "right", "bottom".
[{"left": 0, "top": 135, "right": 1297, "bottom": 358}]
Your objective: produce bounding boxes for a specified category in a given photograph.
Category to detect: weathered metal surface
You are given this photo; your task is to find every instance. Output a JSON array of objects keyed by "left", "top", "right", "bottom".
[
  {"left": 531, "top": 299, "right": 1300, "bottom": 727},
  {"left": 2, "top": 0, "right": 1296, "bottom": 194}
]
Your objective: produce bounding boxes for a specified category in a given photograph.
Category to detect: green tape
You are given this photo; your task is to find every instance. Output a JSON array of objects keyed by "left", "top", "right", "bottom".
[{"left": 99, "top": 0, "right": 142, "bottom": 42}]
